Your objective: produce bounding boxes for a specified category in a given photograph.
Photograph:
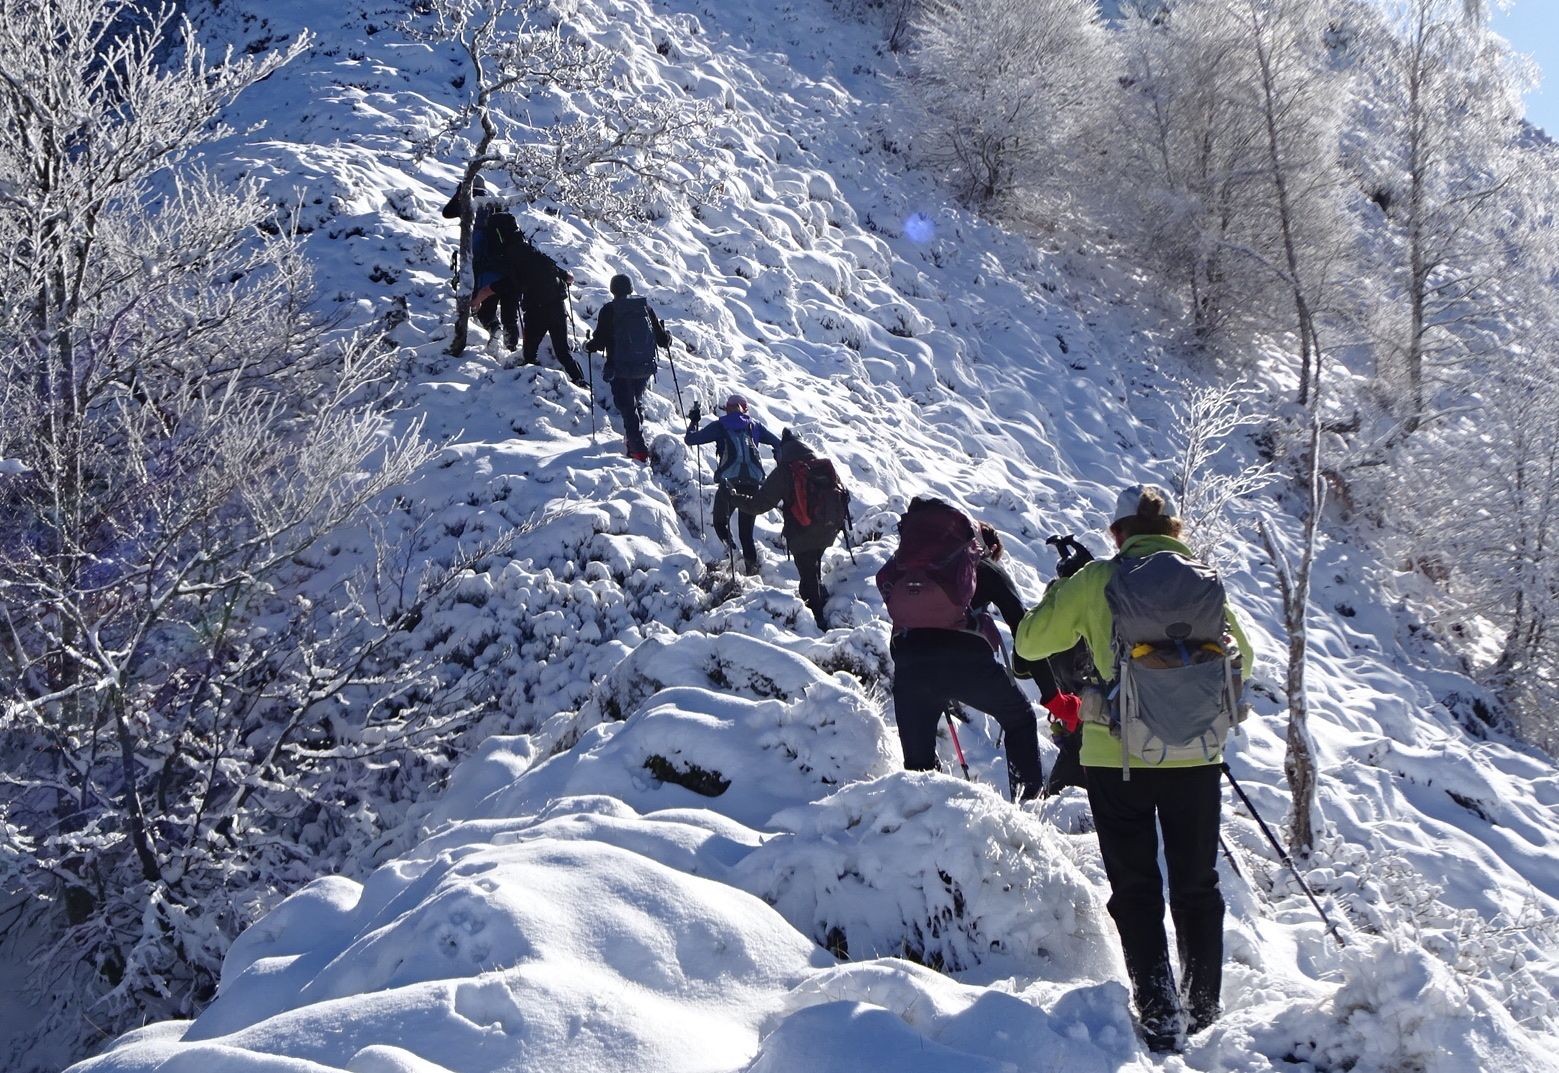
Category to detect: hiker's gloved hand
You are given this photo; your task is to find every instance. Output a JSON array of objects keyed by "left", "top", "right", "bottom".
[{"left": 1043, "top": 692, "right": 1083, "bottom": 734}]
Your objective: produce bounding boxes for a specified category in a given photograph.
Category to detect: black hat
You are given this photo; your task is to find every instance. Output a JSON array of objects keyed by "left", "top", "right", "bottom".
[{"left": 610, "top": 273, "right": 633, "bottom": 297}]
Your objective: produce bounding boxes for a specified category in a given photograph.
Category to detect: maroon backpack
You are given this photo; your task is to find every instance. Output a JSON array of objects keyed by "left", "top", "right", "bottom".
[{"left": 875, "top": 501, "right": 981, "bottom": 632}]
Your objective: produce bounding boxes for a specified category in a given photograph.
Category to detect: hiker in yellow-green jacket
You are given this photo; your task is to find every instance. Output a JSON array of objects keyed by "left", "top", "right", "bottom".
[{"left": 1015, "top": 482, "right": 1253, "bottom": 1056}]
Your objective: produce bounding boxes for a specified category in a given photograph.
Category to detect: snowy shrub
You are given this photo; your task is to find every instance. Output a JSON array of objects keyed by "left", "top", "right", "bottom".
[
  {"left": 1263, "top": 939, "right": 1547, "bottom": 1073},
  {"left": 1319, "top": 837, "right": 1559, "bottom": 1033},
  {"left": 1168, "top": 378, "right": 1275, "bottom": 568},
  {"left": 735, "top": 773, "right": 1112, "bottom": 975}
]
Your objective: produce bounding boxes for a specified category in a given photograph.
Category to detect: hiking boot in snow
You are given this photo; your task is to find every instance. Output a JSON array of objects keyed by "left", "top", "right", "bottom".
[
  {"left": 743, "top": 554, "right": 760, "bottom": 576},
  {"left": 629, "top": 450, "right": 650, "bottom": 464},
  {"left": 1140, "top": 1009, "right": 1185, "bottom": 1055},
  {"left": 1186, "top": 1003, "right": 1218, "bottom": 1037}
]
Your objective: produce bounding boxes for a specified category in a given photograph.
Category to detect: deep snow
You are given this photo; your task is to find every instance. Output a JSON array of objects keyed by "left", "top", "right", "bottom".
[{"left": 51, "top": 0, "right": 1559, "bottom": 1070}]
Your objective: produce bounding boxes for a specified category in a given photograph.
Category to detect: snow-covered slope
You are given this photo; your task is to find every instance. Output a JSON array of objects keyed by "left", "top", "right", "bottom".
[{"left": 64, "top": 0, "right": 1559, "bottom": 1070}]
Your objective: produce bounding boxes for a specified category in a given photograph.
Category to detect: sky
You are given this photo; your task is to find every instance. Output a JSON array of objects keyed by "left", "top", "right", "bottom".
[{"left": 1492, "top": 1, "right": 1559, "bottom": 134}]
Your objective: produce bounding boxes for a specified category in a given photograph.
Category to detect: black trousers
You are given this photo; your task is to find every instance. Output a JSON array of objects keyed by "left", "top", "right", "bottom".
[
  {"left": 1042, "top": 726, "right": 1085, "bottom": 798},
  {"left": 522, "top": 304, "right": 585, "bottom": 383},
  {"left": 475, "top": 279, "right": 520, "bottom": 349},
  {"left": 713, "top": 482, "right": 758, "bottom": 561},
  {"left": 610, "top": 377, "right": 650, "bottom": 455},
  {"left": 795, "top": 548, "right": 825, "bottom": 626},
  {"left": 890, "top": 631, "right": 1045, "bottom": 799},
  {"left": 1086, "top": 763, "right": 1224, "bottom": 1030}
]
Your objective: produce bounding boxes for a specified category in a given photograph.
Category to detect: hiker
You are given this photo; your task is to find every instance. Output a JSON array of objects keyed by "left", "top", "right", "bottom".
[
  {"left": 875, "top": 498, "right": 1046, "bottom": 802},
  {"left": 732, "top": 429, "right": 849, "bottom": 629},
  {"left": 585, "top": 274, "right": 671, "bottom": 463},
  {"left": 441, "top": 175, "right": 522, "bottom": 351},
  {"left": 1037, "top": 534, "right": 1097, "bottom": 800},
  {"left": 684, "top": 395, "right": 783, "bottom": 575},
  {"left": 974, "top": 522, "right": 1072, "bottom": 727},
  {"left": 512, "top": 231, "right": 586, "bottom": 386},
  {"left": 1015, "top": 484, "right": 1253, "bottom": 1055}
]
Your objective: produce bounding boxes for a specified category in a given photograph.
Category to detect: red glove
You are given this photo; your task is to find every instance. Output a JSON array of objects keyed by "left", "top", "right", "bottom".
[{"left": 1043, "top": 693, "right": 1083, "bottom": 733}]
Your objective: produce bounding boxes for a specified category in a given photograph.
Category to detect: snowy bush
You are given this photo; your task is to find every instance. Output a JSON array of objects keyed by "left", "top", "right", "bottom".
[{"left": 735, "top": 773, "right": 1112, "bottom": 975}]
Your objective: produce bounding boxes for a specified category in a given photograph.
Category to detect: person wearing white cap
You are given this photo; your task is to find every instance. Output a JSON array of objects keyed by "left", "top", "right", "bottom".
[{"left": 1015, "top": 482, "right": 1254, "bottom": 1055}]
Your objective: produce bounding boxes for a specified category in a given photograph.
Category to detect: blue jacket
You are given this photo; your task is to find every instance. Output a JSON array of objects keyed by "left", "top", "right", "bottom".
[{"left": 684, "top": 413, "right": 782, "bottom": 486}]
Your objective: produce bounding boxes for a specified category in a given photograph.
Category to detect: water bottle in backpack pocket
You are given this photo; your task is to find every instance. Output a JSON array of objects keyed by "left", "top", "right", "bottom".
[{"left": 1114, "top": 638, "right": 1243, "bottom": 770}]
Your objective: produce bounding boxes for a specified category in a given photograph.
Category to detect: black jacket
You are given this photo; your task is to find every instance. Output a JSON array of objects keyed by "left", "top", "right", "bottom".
[
  {"left": 513, "top": 245, "right": 571, "bottom": 313},
  {"left": 895, "top": 559, "right": 1058, "bottom": 700},
  {"left": 441, "top": 190, "right": 524, "bottom": 283}
]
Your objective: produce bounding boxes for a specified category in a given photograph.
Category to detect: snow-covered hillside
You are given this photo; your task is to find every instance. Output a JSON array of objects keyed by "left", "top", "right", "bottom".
[{"left": 59, "top": 0, "right": 1559, "bottom": 1070}]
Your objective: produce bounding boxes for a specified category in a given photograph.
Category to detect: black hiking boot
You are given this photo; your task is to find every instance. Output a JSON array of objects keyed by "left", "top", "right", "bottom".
[
  {"left": 1140, "top": 1009, "right": 1185, "bottom": 1055},
  {"left": 743, "top": 554, "right": 760, "bottom": 576}
]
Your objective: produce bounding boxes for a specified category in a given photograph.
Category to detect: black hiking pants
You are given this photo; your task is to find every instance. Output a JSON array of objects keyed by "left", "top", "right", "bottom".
[
  {"left": 1086, "top": 763, "right": 1223, "bottom": 1033},
  {"left": 889, "top": 631, "right": 1045, "bottom": 800},
  {"left": 475, "top": 279, "right": 521, "bottom": 350},
  {"left": 610, "top": 376, "right": 650, "bottom": 455},
  {"left": 795, "top": 548, "right": 826, "bottom": 627},
  {"left": 522, "top": 303, "right": 585, "bottom": 384},
  {"left": 713, "top": 481, "right": 759, "bottom": 564}
]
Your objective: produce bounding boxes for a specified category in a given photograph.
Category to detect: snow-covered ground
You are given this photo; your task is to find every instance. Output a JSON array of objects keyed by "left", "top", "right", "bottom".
[{"left": 60, "top": 0, "right": 1559, "bottom": 1070}]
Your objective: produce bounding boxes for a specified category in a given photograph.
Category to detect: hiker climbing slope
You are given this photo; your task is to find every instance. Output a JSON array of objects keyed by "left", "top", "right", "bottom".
[
  {"left": 733, "top": 429, "right": 849, "bottom": 629},
  {"left": 973, "top": 521, "right": 1070, "bottom": 723},
  {"left": 512, "top": 232, "right": 587, "bottom": 386},
  {"left": 876, "top": 497, "right": 1046, "bottom": 801},
  {"left": 586, "top": 274, "right": 671, "bottom": 463},
  {"left": 684, "top": 395, "right": 782, "bottom": 575},
  {"left": 1015, "top": 483, "right": 1253, "bottom": 1055},
  {"left": 441, "top": 176, "right": 522, "bottom": 352}
]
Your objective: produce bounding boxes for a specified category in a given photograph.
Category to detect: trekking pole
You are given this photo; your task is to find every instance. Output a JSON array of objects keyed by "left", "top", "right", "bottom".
[
  {"left": 1220, "top": 763, "right": 1347, "bottom": 946},
  {"left": 842, "top": 501, "right": 858, "bottom": 564},
  {"left": 663, "top": 343, "right": 686, "bottom": 421},
  {"left": 944, "top": 711, "right": 972, "bottom": 781},
  {"left": 584, "top": 339, "right": 598, "bottom": 448}
]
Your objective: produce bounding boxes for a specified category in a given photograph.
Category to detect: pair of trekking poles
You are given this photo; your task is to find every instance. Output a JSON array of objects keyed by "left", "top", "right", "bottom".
[{"left": 569, "top": 291, "right": 689, "bottom": 478}]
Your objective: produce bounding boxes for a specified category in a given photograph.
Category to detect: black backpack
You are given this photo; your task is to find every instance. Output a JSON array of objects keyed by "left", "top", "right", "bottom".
[{"left": 608, "top": 297, "right": 659, "bottom": 379}]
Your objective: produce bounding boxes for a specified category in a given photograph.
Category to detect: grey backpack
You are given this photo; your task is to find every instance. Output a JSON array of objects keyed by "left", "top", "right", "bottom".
[{"left": 1104, "top": 550, "right": 1243, "bottom": 778}]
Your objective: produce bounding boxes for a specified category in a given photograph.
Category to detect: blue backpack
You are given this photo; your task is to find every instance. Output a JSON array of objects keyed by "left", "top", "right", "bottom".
[{"left": 715, "top": 415, "right": 766, "bottom": 487}]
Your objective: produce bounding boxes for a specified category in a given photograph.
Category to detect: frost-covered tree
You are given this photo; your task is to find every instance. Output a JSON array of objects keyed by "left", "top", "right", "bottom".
[
  {"left": 909, "top": 0, "right": 1113, "bottom": 217},
  {"left": 407, "top": 0, "right": 715, "bottom": 355},
  {"left": 1228, "top": 0, "right": 1354, "bottom": 851},
  {"left": 1111, "top": 0, "right": 1355, "bottom": 374},
  {"left": 1112, "top": 3, "right": 1267, "bottom": 347},
  {"left": 1169, "top": 380, "right": 1274, "bottom": 567},
  {"left": 0, "top": 0, "right": 450, "bottom": 1058},
  {"left": 1361, "top": 0, "right": 1535, "bottom": 432}
]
